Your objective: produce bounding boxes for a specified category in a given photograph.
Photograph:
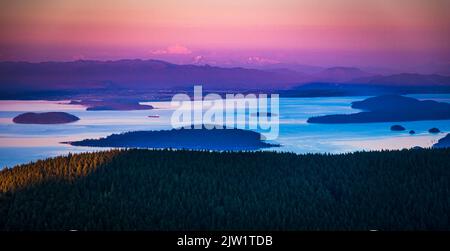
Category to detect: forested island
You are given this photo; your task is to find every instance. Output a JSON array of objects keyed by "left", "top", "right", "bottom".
[
  {"left": 307, "top": 95, "right": 450, "bottom": 123},
  {"left": 0, "top": 148, "right": 449, "bottom": 230},
  {"left": 12, "top": 112, "right": 80, "bottom": 124},
  {"left": 63, "top": 127, "right": 277, "bottom": 151}
]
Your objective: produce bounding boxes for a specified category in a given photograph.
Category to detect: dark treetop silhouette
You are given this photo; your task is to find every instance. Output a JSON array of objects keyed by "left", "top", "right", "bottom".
[{"left": 0, "top": 148, "right": 449, "bottom": 230}]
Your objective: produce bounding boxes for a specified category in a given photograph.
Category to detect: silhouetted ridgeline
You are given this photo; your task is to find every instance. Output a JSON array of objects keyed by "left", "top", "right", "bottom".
[
  {"left": 0, "top": 59, "right": 304, "bottom": 91},
  {"left": 2, "top": 60, "right": 450, "bottom": 98},
  {"left": 1, "top": 148, "right": 449, "bottom": 230}
]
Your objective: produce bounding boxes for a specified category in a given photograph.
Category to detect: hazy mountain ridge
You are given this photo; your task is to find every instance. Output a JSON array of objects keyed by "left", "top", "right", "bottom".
[
  {"left": 308, "top": 67, "right": 374, "bottom": 82},
  {"left": 349, "top": 73, "right": 450, "bottom": 86},
  {"left": 0, "top": 59, "right": 304, "bottom": 91},
  {"left": 1, "top": 60, "right": 450, "bottom": 96}
]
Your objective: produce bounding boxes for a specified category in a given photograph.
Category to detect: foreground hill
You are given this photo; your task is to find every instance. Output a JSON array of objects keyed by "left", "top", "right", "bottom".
[{"left": 1, "top": 148, "right": 449, "bottom": 230}]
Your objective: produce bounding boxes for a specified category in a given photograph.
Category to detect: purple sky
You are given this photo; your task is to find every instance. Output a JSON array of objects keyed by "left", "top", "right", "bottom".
[{"left": 0, "top": 0, "right": 449, "bottom": 73}]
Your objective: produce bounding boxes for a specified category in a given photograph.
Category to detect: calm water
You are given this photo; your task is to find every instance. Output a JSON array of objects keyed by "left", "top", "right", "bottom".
[{"left": 1, "top": 94, "right": 449, "bottom": 168}]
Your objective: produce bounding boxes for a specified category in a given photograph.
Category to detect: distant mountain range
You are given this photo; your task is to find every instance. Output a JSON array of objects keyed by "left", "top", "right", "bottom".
[
  {"left": 0, "top": 59, "right": 303, "bottom": 91},
  {"left": 1, "top": 59, "right": 449, "bottom": 96},
  {"left": 309, "top": 67, "right": 374, "bottom": 82}
]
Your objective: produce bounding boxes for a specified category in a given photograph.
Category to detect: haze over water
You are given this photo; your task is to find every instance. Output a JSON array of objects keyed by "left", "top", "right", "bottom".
[{"left": 1, "top": 94, "right": 449, "bottom": 168}]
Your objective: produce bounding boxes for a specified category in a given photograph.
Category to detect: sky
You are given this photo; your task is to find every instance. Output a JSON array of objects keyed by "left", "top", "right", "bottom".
[{"left": 0, "top": 0, "right": 449, "bottom": 72}]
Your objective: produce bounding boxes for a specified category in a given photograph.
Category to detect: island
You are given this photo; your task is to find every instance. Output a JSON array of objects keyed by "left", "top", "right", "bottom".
[
  {"left": 429, "top": 128, "right": 441, "bottom": 134},
  {"left": 62, "top": 126, "right": 278, "bottom": 151},
  {"left": 69, "top": 99, "right": 153, "bottom": 111},
  {"left": 391, "top": 125, "right": 405, "bottom": 131},
  {"left": 13, "top": 112, "right": 80, "bottom": 124},
  {"left": 433, "top": 134, "right": 450, "bottom": 148},
  {"left": 307, "top": 95, "right": 450, "bottom": 124}
]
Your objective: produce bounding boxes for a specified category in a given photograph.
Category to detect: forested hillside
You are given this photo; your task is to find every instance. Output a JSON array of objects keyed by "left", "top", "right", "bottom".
[{"left": 0, "top": 148, "right": 449, "bottom": 230}]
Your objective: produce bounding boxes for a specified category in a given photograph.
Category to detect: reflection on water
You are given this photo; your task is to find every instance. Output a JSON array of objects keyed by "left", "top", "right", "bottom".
[{"left": 0, "top": 94, "right": 449, "bottom": 168}]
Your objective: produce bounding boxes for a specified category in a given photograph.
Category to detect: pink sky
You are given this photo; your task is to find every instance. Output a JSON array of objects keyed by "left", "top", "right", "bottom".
[{"left": 0, "top": 0, "right": 449, "bottom": 71}]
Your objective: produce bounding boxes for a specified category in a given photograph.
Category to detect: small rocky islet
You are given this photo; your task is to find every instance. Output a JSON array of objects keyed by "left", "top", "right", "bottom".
[{"left": 390, "top": 125, "right": 406, "bottom": 131}]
